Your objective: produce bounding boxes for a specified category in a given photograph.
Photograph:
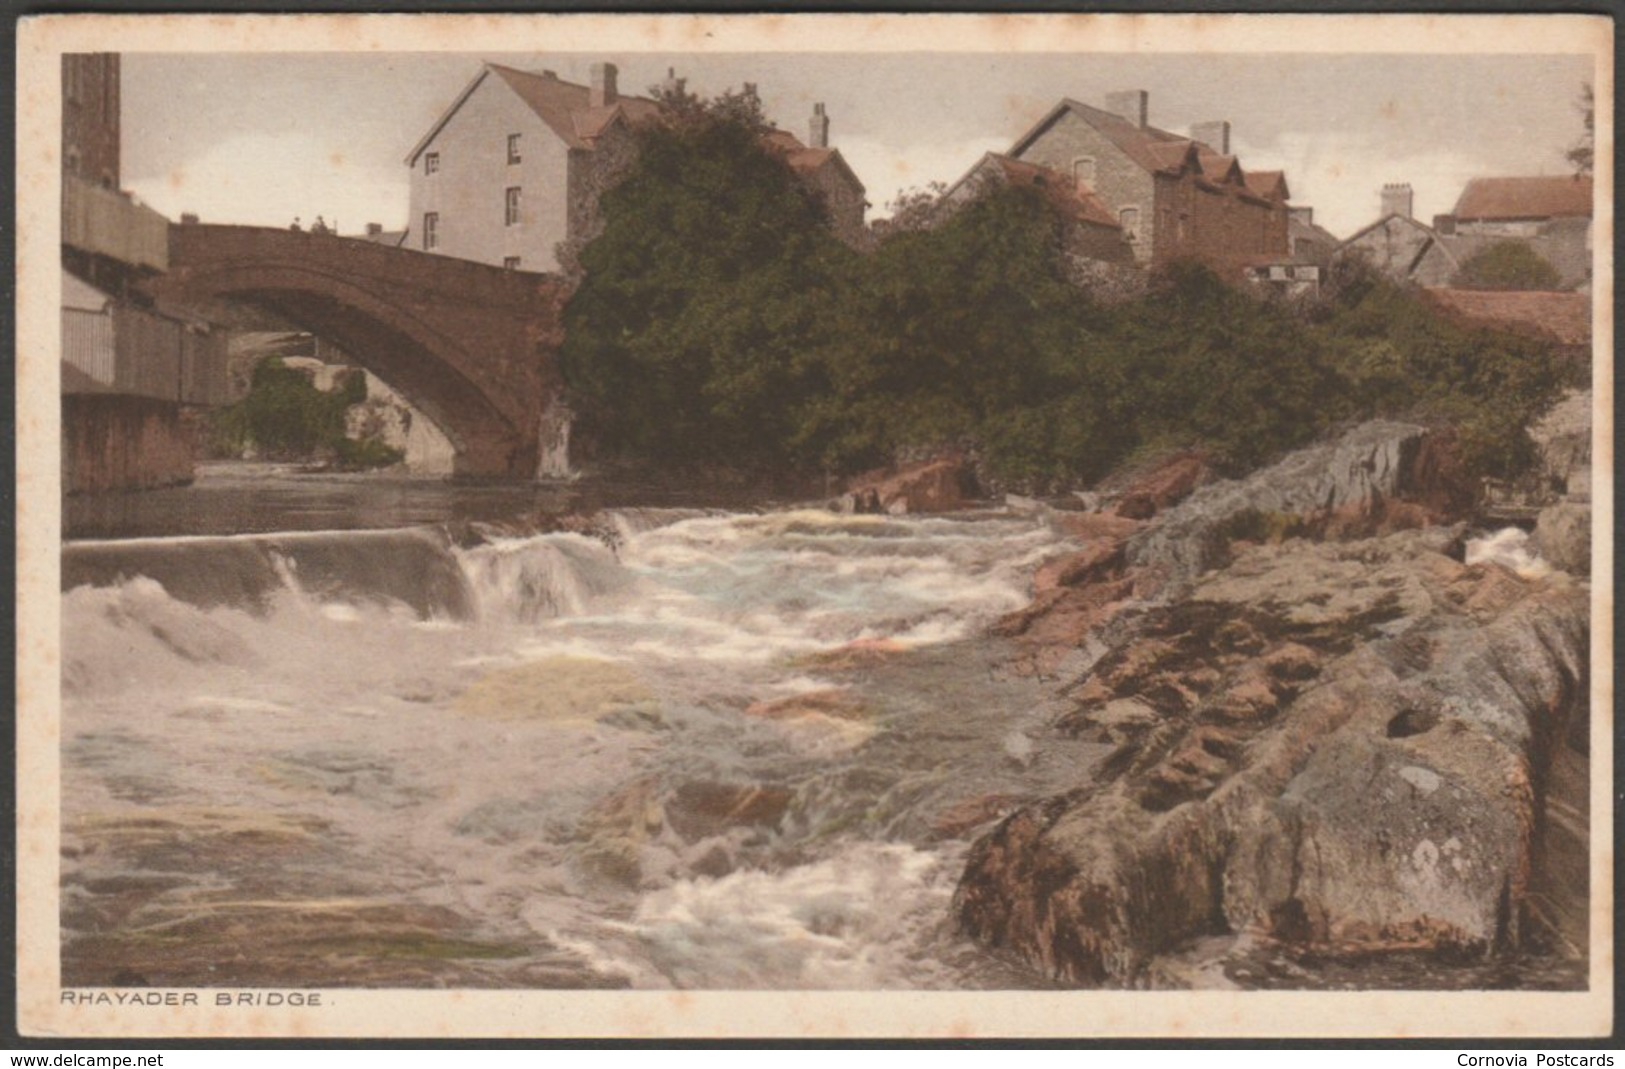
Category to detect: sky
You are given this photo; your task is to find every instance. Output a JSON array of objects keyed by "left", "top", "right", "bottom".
[{"left": 119, "top": 50, "right": 1593, "bottom": 240}]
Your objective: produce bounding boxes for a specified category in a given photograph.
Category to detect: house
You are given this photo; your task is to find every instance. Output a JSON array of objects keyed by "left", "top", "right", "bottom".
[
  {"left": 406, "top": 62, "right": 870, "bottom": 272},
  {"left": 406, "top": 62, "right": 661, "bottom": 274},
  {"left": 937, "top": 151, "right": 1135, "bottom": 267},
  {"left": 1338, "top": 177, "right": 1593, "bottom": 291},
  {"left": 1003, "top": 92, "right": 1291, "bottom": 278},
  {"left": 761, "top": 110, "right": 870, "bottom": 250}
]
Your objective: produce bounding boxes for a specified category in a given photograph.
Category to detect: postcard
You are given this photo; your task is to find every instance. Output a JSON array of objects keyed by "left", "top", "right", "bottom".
[{"left": 16, "top": 12, "right": 1614, "bottom": 1039}]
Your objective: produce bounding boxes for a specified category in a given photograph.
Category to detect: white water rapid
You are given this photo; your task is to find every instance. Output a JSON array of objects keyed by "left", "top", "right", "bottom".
[{"left": 61, "top": 508, "right": 1097, "bottom": 990}]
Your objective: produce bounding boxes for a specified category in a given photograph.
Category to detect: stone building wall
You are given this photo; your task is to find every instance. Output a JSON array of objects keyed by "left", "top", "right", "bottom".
[{"left": 1012, "top": 110, "right": 1157, "bottom": 262}]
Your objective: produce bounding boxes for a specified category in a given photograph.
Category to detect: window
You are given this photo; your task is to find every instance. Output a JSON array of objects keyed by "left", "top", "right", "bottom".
[
  {"left": 505, "top": 187, "right": 521, "bottom": 227},
  {"left": 503, "top": 256, "right": 522, "bottom": 271},
  {"left": 507, "top": 134, "right": 522, "bottom": 165},
  {"left": 422, "top": 212, "right": 438, "bottom": 251},
  {"left": 1072, "top": 157, "right": 1096, "bottom": 189},
  {"left": 1119, "top": 207, "right": 1140, "bottom": 242},
  {"left": 424, "top": 152, "right": 440, "bottom": 175}
]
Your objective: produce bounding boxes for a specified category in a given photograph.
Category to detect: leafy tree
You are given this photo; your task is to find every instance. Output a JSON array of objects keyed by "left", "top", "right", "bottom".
[
  {"left": 1453, "top": 241, "right": 1563, "bottom": 291},
  {"left": 1567, "top": 82, "right": 1594, "bottom": 176},
  {"left": 560, "top": 89, "right": 855, "bottom": 468},
  {"left": 211, "top": 357, "right": 399, "bottom": 468}
]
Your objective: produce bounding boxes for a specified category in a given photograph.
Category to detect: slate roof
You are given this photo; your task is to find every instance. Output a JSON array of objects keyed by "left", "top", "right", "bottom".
[
  {"left": 407, "top": 63, "right": 662, "bottom": 163},
  {"left": 1423, "top": 288, "right": 1591, "bottom": 346},
  {"left": 1452, "top": 176, "right": 1593, "bottom": 221},
  {"left": 760, "top": 129, "right": 867, "bottom": 196},
  {"left": 1009, "top": 98, "right": 1191, "bottom": 176}
]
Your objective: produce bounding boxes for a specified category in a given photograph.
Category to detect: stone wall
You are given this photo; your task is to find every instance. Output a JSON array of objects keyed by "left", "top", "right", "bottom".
[
  {"left": 63, "top": 394, "right": 194, "bottom": 494},
  {"left": 1013, "top": 110, "right": 1157, "bottom": 263}
]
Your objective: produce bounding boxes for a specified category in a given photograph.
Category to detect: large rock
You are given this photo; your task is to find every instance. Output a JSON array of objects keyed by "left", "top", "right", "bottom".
[
  {"left": 956, "top": 529, "right": 1588, "bottom": 984},
  {"left": 840, "top": 457, "right": 969, "bottom": 515},
  {"left": 1534, "top": 502, "right": 1591, "bottom": 576},
  {"left": 1126, "top": 421, "right": 1438, "bottom": 586}
]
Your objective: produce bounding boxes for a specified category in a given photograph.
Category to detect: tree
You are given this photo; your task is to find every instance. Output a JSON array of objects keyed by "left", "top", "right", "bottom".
[
  {"left": 1567, "top": 82, "right": 1593, "bottom": 176},
  {"left": 1453, "top": 241, "right": 1562, "bottom": 291},
  {"left": 559, "top": 88, "right": 855, "bottom": 467}
]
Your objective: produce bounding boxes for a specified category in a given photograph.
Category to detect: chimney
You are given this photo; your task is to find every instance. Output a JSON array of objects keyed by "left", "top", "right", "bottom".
[
  {"left": 180, "top": 212, "right": 200, "bottom": 226},
  {"left": 1433, "top": 214, "right": 1456, "bottom": 236},
  {"left": 809, "top": 102, "right": 830, "bottom": 149},
  {"left": 1105, "top": 90, "right": 1149, "bottom": 129},
  {"left": 1381, "top": 182, "right": 1414, "bottom": 220},
  {"left": 1190, "top": 121, "right": 1231, "bottom": 155},
  {"left": 661, "top": 66, "right": 687, "bottom": 96},
  {"left": 366, "top": 222, "right": 383, "bottom": 236},
  {"left": 541, "top": 70, "right": 557, "bottom": 80},
  {"left": 590, "top": 62, "right": 618, "bottom": 108},
  {"left": 1289, "top": 206, "right": 1313, "bottom": 228}
]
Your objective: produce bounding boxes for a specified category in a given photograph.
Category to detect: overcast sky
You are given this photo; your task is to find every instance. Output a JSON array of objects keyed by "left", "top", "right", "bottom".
[{"left": 120, "top": 50, "right": 1592, "bottom": 240}]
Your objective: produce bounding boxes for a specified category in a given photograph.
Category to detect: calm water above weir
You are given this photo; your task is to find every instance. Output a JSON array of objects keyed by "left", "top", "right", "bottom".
[{"left": 62, "top": 466, "right": 1100, "bottom": 989}]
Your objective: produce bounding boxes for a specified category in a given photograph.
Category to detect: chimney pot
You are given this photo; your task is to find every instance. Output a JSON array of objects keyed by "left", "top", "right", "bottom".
[
  {"left": 1105, "top": 90, "right": 1149, "bottom": 129},
  {"left": 1190, "top": 120, "right": 1231, "bottom": 155},
  {"left": 1381, "top": 182, "right": 1414, "bottom": 221},
  {"left": 809, "top": 102, "right": 830, "bottom": 149},
  {"left": 366, "top": 222, "right": 382, "bottom": 236},
  {"left": 590, "top": 62, "right": 618, "bottom": 108}
]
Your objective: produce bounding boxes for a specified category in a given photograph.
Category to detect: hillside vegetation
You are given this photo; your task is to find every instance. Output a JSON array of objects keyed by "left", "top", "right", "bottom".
[{"left": 561, "top": 96, "right": 1579, "bottom": 492}]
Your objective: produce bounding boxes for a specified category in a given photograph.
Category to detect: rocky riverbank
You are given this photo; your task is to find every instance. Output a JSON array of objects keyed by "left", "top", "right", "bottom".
[{"left": 953, "top": 418, "right": 1593, "bottom": 987}]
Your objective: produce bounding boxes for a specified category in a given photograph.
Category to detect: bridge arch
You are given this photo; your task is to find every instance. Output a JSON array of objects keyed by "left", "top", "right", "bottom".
[{"left": 146, "top": 225, "right": 567, "bottom": 479}]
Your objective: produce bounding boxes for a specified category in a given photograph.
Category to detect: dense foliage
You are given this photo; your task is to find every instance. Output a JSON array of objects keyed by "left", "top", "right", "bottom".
[
  {"left": 1453, "top": 241, "right": 1563, "bottom": 291},
  {"left": 561, "top": 97, "right": 1580, "bottom": 491},
  {"left": 212, "top": 357, "right": 403, "bottom": 468}
]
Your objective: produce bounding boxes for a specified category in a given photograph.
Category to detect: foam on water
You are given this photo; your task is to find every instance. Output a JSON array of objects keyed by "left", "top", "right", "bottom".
[{"left": 61, "top": 505, "right": 1079, "bottom": 988}]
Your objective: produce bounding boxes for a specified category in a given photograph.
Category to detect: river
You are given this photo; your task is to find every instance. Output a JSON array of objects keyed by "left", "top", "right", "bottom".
[{"left": 60, "top": 465, "right": 1101, "bottom": 989}]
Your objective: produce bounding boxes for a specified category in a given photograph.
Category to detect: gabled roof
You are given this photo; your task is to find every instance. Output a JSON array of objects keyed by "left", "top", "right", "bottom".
[
  {"left": 1008, "top": 98, "right": 1193, "bottom": 176},
  {"left": 1338, "top": 210, "right": 1436, "bottom": 249},
  {"left": 1452, "top": 176, "right": 1593, "bottom": 221},
  {"left": 1244, "top": 170, "right": 1288, "bottom": 201},
  {"left": 944, "top": 152, "right": 1122, "bottom": 230},
  {"left": 1423, "top": 288, "right": 1590, "bottom": 346},
  {"left": 1196, "top": 149, "right": 1243, "bottom": 185},
  {"left": 761, "top": 129, "right": 867, "bottom": 196},
  {"left": 406, "top": 63, "right": 662, "bottom": 164}
]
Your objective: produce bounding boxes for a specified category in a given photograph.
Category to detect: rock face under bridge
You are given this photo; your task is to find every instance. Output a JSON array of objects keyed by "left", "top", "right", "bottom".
[{"left": 145, "top": 224, "right": 570, "bottom": 479}]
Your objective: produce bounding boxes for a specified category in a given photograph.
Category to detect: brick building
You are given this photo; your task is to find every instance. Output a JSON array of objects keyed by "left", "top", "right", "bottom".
[
  {"left": 407, "top": 62, "right": 868, "bottom": 272},
  {"left": 1003, "top": 91, "right": 1291, "bottom": 278}
]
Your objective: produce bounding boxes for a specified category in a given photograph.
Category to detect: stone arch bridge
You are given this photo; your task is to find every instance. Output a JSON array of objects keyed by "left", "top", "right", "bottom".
[{"left": 143, "top": 224, "right": 570, "bottom": 479}]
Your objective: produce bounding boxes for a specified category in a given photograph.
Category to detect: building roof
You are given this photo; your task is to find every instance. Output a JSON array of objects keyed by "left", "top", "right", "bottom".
[
  {"left": 1008, "top": 98, "right": 1193, "bottom": 176},
  {"left": 1243, "top": 170, "right": 1289, "bottom": 201},
  {"left": 1423, "top": 288, "right": 1590, "bottom": 346},
  {"left": 982, "top": 153, "right": 1121, "bottom": 228},
  {"left": 761, "top": 128, "right": 867, "bottom": 196},
  {"left": 406, "top": 63, "right": 662, "bottom": 163},
  {"left": 1451, "top": 175, "right": 1593, "bottom": 221}
]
